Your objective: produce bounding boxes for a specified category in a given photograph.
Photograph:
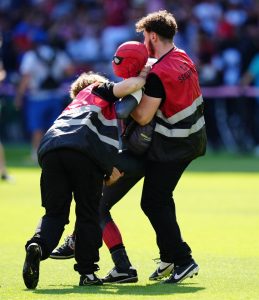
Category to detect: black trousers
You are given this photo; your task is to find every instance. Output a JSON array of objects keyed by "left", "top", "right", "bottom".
[
  {"left": 141, "top": 159, "right": 193, "bottom": 265},
  {"left": 99, "top": 151, "right": 145, "bottom": 228},
  {"left": 93, "top": 153, "right": 193, "bottom": 266},
  {"left": 26, "top": 149, "right": 103, "bottom": 274}
]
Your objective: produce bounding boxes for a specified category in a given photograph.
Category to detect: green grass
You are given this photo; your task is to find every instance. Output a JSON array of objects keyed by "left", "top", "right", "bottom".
[{"left": 0, "top": 145, "right": 259, "bottom": 300}]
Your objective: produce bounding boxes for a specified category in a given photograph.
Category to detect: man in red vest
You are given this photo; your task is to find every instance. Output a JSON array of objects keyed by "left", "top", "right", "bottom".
[{"left": 131, "top": 10, "right": 207, "bottom": 284}]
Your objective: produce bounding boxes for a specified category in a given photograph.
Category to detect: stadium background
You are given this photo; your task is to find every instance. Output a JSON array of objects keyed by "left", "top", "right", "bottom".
[
  {"left": 0, "top": 2, "right": 258, "bottom": 298},
  {"left": 0, "top": 0, "right": 259, "bottom": 155}
]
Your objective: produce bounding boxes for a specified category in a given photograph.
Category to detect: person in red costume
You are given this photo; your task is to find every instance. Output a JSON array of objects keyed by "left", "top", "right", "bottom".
[{"left": 50, "top": 43, "right": 155, "bottom": 285}]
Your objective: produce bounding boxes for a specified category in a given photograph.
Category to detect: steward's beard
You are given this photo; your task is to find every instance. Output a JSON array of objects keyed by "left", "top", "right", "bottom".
[{"left": 148, "top": 40, "right": 155, "bottom": 57}]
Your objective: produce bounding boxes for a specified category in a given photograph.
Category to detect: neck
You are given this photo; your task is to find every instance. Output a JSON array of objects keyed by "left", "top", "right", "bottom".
[{"left": 155, "top": 43, "right": 175, "bottom": 59}]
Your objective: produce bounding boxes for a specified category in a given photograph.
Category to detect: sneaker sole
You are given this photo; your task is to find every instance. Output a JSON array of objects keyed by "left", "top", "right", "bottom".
[
  {"left": 178, "top": 266, "right": 199, "bottom": 283},
  {"left": 149, "top": 271, "right": 174, "bottom": 281},
  {"left": 103, "top": 276, "right": 138, "bottom": 284},
  {"left": 49, "top": 254, "right": 74, "bottom": 259},
  {"left": 149, "top": 264, "right": 174, "bottom": 281},
  {"left": 23, "top": 245, "right": 41, "bottom": 289},
  {"left": 149, "top": 274, "right": 167, "bottom": 281},
  {"left": 80, "top": 280, "right": 103, "bottom": 286},
  {"left": 163, "top": 265, "right": 199, "bottom": 284}
]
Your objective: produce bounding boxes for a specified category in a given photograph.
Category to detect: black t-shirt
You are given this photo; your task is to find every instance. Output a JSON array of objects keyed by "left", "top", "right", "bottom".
[
  {"left": 92, "top": 82, "right": 120, "bottom": 103},
  {"left": 144, "top": 73, "right": 165, "bottom": 101}
]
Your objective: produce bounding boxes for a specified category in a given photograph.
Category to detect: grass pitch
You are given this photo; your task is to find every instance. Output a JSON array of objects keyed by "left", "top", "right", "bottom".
[{"left": 0, "top": 146, "right": 259, "bottom": 300}]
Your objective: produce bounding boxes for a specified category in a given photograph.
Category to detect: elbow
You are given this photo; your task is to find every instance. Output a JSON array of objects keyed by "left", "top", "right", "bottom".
[
  {"left": 131, "top": 106, "right": 154, "bottom": 125},
  {"left": 138, "top": 118, "right": 150, "bottom": 126},
  {"left": 133, "top": 115, "right": 151, "bottom": 126}
]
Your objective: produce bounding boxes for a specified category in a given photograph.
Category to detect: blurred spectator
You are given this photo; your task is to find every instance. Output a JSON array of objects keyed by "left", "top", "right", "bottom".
[
  {"left": 0, "top": 70, "right": 12, "bottom": 182},
  {"left": 12, "top": 7, "right": 48, "bottom": 63},
  {"left": 100, "top": 0, "right": 134, "bottom": 60},
  {"left": 241, "top": 51, "right": 259, "bottom": 153},
  {"left": 215, "top": 46, "right": 254, "bottom": 152},
  {"left": 65, "top": 14, "right": 101, "bottom": 65},
  {"left": 224, "top": 0, "right": 248, "bottom": 27},
  {"left": 0, "top": 141, "right": 13, "bottom": 182},
  {"left": 221, "top": 48, "right": 242, "bottom": 85},
  {"left": 0, "top": 0, "right": 258, "bottom": 153},
  {"left": 193, "top": 0, "right": 223, "bottom": 35},
  {"left": 0, "top": 33, "right": 13, "bottom": 182},
  {"left": 0, "top": 97, "right": 12, "bottom": 181},
  {"left": 14, "top": 35, "right": 74, "bottom": 163}
]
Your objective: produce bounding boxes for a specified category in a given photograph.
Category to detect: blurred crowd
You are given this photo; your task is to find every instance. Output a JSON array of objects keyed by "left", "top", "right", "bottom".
[{"left": 0, "top": 0, "right": 259, "bottom": 154}]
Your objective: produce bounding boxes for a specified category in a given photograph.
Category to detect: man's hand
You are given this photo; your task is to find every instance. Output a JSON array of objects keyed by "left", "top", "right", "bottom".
[{"left": 104, "top": 167, "right": 124, "bottom": 186}]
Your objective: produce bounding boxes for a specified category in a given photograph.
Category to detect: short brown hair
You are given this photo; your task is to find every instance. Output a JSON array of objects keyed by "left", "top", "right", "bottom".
[
  {"left": 70, "top": 71, "right": 108, "bottom": 99},
  {"left": 135, "top": 10, "right": 177, "bottom": 40}
]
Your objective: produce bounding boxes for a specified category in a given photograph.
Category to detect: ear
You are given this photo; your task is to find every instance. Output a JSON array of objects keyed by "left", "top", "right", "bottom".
[{"left": 150, "top": 32, "right": 157, "bottom": 42}]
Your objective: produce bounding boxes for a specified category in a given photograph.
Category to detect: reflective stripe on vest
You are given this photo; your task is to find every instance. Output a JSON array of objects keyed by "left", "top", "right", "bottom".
[
  {"left": 157, "top": 95, "right": 203, "bottom": 125},
  {"left": 155, "top": 116, "right": 205, "bottom": 138},
  {"left": 54, "top": 117, "right": 119, "bottom": 148}
]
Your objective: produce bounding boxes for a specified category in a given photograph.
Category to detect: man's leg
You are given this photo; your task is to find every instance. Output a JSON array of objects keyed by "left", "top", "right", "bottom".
[
  {"left": 50, "top": 165, "right": 144, "bottom": 260},
  {"left": 23, "top": 150, "right": 72, "bottom": 289},
  {"left": 49, "top": 151, "right": 145, "bottom": 283},
  {"left": 0, "top": 142, "right": 14, "bottom": 181},
  {"left": 62, "top": 149, "right": 103, "bottom": 286},
  {"left": 100, "top": 171, "right": 143, "bottom": 283},
  {"left": 140, "top": 160, "right": 198, "bottom": 283},
  {"left": 26, "top": 100, "right": 44, "bottom": 163}
]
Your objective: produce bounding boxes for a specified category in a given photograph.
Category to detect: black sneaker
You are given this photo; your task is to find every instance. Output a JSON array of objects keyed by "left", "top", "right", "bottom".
[
  {"left": 50, "top": 235, "right": 74, "bottom": 259},
  {"left": 22, "top": 243, "right": 41, "bottom": 289},
  {"left": 149, "top": 260, "right": 174, "bottom": 280},
  {"left": 163, "top": 260, "right": 199, "bottom": 284},
  {"left": 79, "top": 273, "right": 103, "bottom": 286},
  {"left": 102, "top": 266, "right": 138, "bottom": 283}
]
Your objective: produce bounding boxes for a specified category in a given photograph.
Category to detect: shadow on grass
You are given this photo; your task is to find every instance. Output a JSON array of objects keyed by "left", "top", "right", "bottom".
[{"left": 30, "top": 282, "right": 205, "bottom": 296}]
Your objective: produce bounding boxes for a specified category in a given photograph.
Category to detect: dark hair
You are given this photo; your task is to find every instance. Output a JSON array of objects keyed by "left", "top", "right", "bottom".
[{"left": 136, "top": 10, "right": 178, "bottom": 40}]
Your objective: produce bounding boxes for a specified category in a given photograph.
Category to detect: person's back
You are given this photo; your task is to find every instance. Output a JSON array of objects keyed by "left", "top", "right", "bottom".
[{"left": 38, "top": 79, "right": 121, "bottom": 176}]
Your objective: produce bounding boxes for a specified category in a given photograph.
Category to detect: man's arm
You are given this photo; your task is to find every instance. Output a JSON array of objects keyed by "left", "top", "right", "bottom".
[
  {"left": 131, "top": 72, "right": 164, "bottom": 125},
  {"left": 113, "top": 66, "right": 150, "bottom": 98},
  {"left": 131, "top": 93, "right": 161, "bottom": 125}
]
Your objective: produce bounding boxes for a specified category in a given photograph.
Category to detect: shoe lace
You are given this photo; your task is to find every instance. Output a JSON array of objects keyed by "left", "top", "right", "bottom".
[{"left": 60, "top": 235, "right": 75, "bottom": 250}]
